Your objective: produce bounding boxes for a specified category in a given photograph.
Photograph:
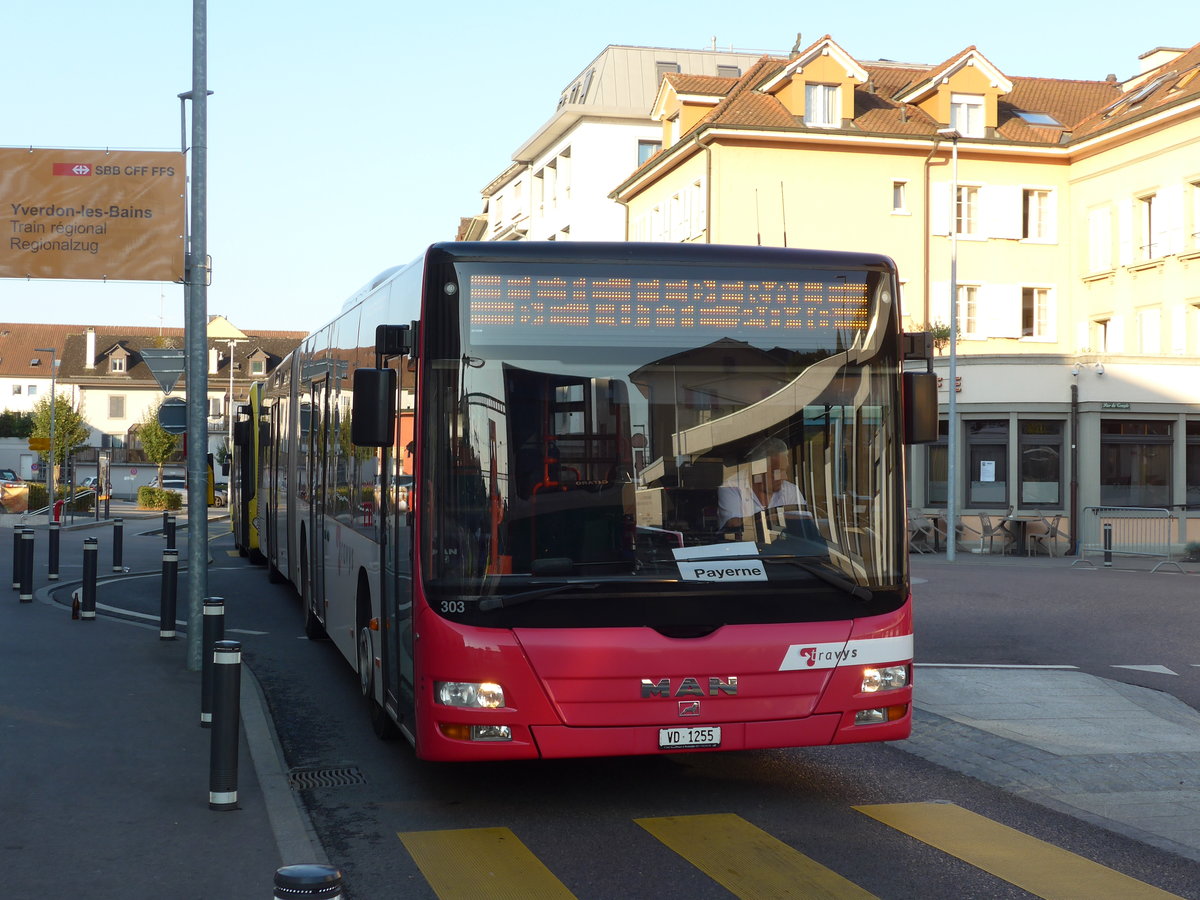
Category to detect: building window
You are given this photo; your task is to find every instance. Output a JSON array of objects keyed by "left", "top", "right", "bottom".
[
  {"left": 250, "top": 359, "right": 265, "bottom": 375},
  {"left": 1138, "top": 193, "right": 1157, "bottom": 260},
  {"left": 926, "top": 420, "right": 949, "bottom": 506},
  {"left": 209, "top": 397, "right": 223, "bottom": 418},
  {"left": 804, "top": 83, "right": 839, "bottom": 127},
  {"left": 637, "top": 140, "right": 661, "bottom": 166},
  {"left": 1022, "top": 287, "right": 1051, "bottom": 338},
  {"left": 892, "top": 181, "right": 908, "bottom": 213},
  {"left": 27, "top": 384, "right": 37, "bottom": 396},
  {"left": 1019, "top": 421, "right": 1062, "bottom": 506},
  {"left": 1186, "top": 422, "right": 1200, "bottom": 506},
  {"left": 1088, "top": 207, "right": 1112, "bottom": 271},
  {"left": 958, "top": 284, "right": 980, "bottom": 337},
  {"left": 1092, "top": 317, "right": 1110, "bottom": 353},
  {"left": 1190, "top": 180, "right": 1200, "bottom": 250},
  {"left": 1023, "top": 189, "right": 1052, "bottom": 240},
  {"left": 717, "top": 65, "right": 741, "bottom": 79},
  {"left": 108, "top": 395, "right": 125, "bottom": 419},
  {"left": 1100, "top": 420, "right": 1171, "bottom": 507},
  {"left": 655, "top": 61, "right": 680, "bottom": 84},
  {"left": 110, "top": 356, "right": 125, "bottom": 373},
  {"left": 955, "top": 185, "right": 979, "bottom": 236},
  {"left": 966, "top": 419, "right": 1009, "bottom": 507},
  {"left": 11, "top": 384, "right": 21, "bottom": 395},
  {"left": 950, "top": 93, "right": 985, "bottom": 137}
]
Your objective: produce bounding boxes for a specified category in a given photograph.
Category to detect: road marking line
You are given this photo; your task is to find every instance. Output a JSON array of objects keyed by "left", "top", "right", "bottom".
[
  {"left": 855, "top": 802, "right": 1183, "bottom": 900},
  {"left": 636, "top": 813, "right": 876, "bottom": 899},
  {"left": 398, "top": 826, "right": 576, "bottom": 899}
]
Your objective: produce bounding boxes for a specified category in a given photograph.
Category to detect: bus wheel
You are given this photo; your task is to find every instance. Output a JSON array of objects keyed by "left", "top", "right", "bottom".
[{"left": 358, "top": 622, "right": 398, "bottom": 740}]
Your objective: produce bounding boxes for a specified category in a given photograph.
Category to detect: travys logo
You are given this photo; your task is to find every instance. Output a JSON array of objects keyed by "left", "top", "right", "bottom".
[
  {"left": 779, "top": 634, "right": 913, "bottom": 671},
  {"left": 52, "top": 163, "right": 92, "bottom": 176}
]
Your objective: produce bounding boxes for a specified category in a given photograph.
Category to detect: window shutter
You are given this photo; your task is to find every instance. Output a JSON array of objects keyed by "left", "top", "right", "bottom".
[
  {"left": 930, "top": 281, "right": 951, "bottom": 326},
  {"left": 983, "top": 185, "right": 1022, "bottom": 239},
  {"left": 1108, "top": 315, "right": 1125, "bottom": 353},
  {"left": 1171, "top": 306, "right": 1186, "bottom": 355},
  {"left": 984, "top": 283, "right": 1022, "bottom": 338},
  {"left": 1159, "top": 184, "right": 1185, "bottom": 255}
]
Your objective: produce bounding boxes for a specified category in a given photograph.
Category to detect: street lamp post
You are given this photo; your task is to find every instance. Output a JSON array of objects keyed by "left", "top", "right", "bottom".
[
  {"left": 935, "top": 128, "right": 961, "bottom": 561},
  {"left": 226, "top": 338, "right": 245, "bottom": 460},
  {"left": 34, "top": 348, "right": 57, "bottom": 524}
]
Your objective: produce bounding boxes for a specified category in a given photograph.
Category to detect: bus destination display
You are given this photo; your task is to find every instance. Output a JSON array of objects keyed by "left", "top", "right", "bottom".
[{"left": 466, "top": 271, "right": 871, "bottom": 344}]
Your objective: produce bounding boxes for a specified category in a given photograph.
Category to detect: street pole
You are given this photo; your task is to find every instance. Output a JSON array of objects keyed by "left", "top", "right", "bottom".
[
  {"left": 35, "top": 348, "right": 57, "bottom": 524},
  {"left": 182, "top": 0, "right": 209, "bottom": 671},
  {"left": 936, "top": 128, "right": 960, "bottom": 562}
]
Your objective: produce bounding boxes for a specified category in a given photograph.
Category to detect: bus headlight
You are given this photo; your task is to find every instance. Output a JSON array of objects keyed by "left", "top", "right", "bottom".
[
  {"left": 435, "top": 681, "right": 505, "bottom": 708},
  {"left": 861, "top": 665, "right": 908, "bottom": 693}
]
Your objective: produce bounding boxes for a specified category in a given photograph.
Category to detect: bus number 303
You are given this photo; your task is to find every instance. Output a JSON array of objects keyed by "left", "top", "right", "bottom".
[{"left": 440, "top": 600, "right": 466, "bottom": 613}]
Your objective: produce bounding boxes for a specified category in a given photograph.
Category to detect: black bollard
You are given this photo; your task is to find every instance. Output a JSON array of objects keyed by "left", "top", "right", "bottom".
[
  {"left": 48, "top": 521, "right": 60, "bottom": 581},
  {"left": 208, "top": 640, "right": 242, "bottom": 811},
  {"left": 112, "top": 518, "right": 124, "bottom": 572},
  {"left": 159, "top": 549, "right": 179, "bottom": 640},
  {"left": 165, "top": 515, "right": 177, "bottom": 551},
  {"left": 200, "top": 597, "right": 225, "bottom": 727},
  {"left": 80, "top": 537, "right": 98, "bottom": 620},
  {"left": 273, "top": 865, "right": 344, "bottom": 899},
  {"left": 19, "top": 528, "right": 34, "bottom": 602},
  {"left": 1103, "top": 522, "right": 1113, "bottom": 567},
  {"left": 11, "top": 529, "right": 20, "bottom": 590}
]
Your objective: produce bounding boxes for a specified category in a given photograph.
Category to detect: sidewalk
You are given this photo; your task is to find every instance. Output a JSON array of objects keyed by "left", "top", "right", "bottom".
[
  {"left": 904, "top": 550, "right": 1200, "bottom": 864},
  {"left": 1, "top": 510, "right": 327, "bottom": 899}
]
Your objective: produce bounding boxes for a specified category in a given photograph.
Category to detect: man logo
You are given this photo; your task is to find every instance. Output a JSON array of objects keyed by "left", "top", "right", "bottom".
[
  {"left": 640, "top": 676, "right": 738, "bottom": 698},
  {"left": 678, "top": 700, "right": 701, "bottom": 717}
]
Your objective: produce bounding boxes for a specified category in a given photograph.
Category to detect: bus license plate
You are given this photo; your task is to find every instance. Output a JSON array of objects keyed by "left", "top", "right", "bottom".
[{"left": 659, "top": 726, "right": 721, "bottom": 749}]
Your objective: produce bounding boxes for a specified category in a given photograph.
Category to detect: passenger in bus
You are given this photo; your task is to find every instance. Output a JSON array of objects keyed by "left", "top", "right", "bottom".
[{"left": 717, "top": 438, "right": 809, "bottom": 534}]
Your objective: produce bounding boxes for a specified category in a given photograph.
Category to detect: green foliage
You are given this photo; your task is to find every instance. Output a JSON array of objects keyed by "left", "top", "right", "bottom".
[
  {"left": 138, "top": 486, "right": 183, "bottom": 510},
  {"left": 137, "top": 403, "right": 181, "bottom": 482},
  {"left": 31, "top": 395, "right": 90, "bottom": 466},
  {"left": 0, "top": 410, "right": 35, "bottom": 438}
]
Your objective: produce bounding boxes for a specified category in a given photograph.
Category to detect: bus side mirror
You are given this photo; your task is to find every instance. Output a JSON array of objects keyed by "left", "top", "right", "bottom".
[
  {"left": 351, "top": 368, "right": 397, "bottom": 447},
  {"left": 902, "top": 372, "right": 938, "bottom": 444}
]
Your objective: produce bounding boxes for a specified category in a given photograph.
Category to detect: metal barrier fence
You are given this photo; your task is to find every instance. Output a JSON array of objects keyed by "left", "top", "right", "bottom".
[{"left": 1073, "top": 506, "right": 1183, "bottom": 572}]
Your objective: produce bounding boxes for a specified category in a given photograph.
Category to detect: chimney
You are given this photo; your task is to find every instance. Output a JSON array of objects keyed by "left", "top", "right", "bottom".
[
  {"left": 85, "top": 327, "right": 96, "bottom": 369},
  {"left": 1138, "top": 46, "right": 1185, "bottom": 74},
  {"left": 209, "top": 346, "right": 221, "bottom": 374}
]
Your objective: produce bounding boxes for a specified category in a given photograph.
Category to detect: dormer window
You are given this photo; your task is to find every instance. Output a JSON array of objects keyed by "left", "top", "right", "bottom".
[
  {"left": 950, "top": 93, "right": 986, "bottom": 137},
  {"left": 110, "top": 355, "right": 126, "bottom": 373},
  {"left": 804, "top": 83, "right": 840, "bottom": 127}
]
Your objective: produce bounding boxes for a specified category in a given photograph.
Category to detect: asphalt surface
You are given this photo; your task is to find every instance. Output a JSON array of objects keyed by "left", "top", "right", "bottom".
[{"left": 3, "top": 504, "right": 1199, "bottom": 897}]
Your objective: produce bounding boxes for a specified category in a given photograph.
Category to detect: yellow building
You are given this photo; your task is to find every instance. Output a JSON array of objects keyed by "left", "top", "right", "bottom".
[{"left": 613, "top": 35, "right": 1200, "bottom": 555}]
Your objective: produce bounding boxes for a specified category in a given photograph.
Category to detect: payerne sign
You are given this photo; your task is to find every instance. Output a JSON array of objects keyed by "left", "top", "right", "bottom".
[{"left": 0, "top": 147, "right": 185, "bottom": 282}]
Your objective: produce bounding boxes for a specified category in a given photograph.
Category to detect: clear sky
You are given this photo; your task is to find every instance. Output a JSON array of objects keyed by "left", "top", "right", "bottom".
[{"left": 2, "top": 1, "right": 1192, "bottom": 334}]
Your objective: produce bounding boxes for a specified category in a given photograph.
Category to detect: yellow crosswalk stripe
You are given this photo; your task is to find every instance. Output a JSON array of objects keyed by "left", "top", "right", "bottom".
[
  {"left": 636, "top": 813, "right": 877, "bottom": 899},
  {"left": 855, "top": 802, "right": 1183, "bottom": 900},
  {"left": 398, "top": 826, "right": 576, "bottom": 899}
]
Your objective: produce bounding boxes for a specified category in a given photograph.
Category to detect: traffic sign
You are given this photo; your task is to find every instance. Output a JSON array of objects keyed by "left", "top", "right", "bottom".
[
  {"left": 27, "top": 436, "right": 50, "bottom": 451},
  {"left": 158, "top": 398, "right": 187, "bottom": 434}
]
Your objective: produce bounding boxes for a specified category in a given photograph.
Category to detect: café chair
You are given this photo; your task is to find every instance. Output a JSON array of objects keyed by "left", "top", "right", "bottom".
[{"left": 1027, "top": 514, "right": 1065, "bottom": 557}]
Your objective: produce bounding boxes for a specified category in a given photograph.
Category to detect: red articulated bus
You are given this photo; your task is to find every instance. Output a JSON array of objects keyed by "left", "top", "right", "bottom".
[{"left": 257, "top": 241, "right": 937, "bottom": 761}]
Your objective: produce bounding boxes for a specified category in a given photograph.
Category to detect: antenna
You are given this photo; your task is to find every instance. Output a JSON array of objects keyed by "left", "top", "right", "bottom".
[
  {"left": 754, "top": 189, "right": 762, "bottom": 246},
  {"left": 780, "top": 181, "right": 788, "bottom": 248}
]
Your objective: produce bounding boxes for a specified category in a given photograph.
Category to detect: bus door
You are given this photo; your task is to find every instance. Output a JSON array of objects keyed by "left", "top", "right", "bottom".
[{"left": 308, "top": 374, "right": 332, "bottom": 621}]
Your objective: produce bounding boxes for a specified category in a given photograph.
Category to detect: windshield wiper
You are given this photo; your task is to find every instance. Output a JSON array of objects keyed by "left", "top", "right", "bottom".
[
  {"left": 477, "top": 582, "right": 600, "bottom": 612},
  {"left": 675, "top": 553, "right": 872, "bottom": 602}
]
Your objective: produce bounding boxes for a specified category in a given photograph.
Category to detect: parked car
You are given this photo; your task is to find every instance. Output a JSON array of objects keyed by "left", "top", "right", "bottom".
[
  {"left": 212, "top": 483, "right": 228, "bottom": 507},
  {"left": 151, "top": 475, "right": 188, "bottom": 504},
  {"left": 0, "top": 468, "right": 22, "bottom": 484}
]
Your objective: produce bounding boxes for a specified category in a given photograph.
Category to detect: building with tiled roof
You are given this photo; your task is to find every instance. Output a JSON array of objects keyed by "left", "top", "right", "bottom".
[
  {"left": 609, "top": 33, "right": 1200, "bottom": 545},
  {"left": 473, "top": 44, "right": 773, "bottom": 243},
  {"left": 0, "top": 317, "right": 304, "bottom": 491}
]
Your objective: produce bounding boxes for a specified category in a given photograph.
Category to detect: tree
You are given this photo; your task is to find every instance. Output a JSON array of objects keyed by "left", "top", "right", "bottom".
[
  {"left": 31, "top": 395, "right": 90, "bottom": 469},
  {"left": 137, "top": 403, "right": 180, "bottom": 483}
]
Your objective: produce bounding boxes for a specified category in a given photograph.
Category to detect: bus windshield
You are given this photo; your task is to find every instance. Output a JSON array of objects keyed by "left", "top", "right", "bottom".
[{"left": 422, "top": 257, "right": 907, "bottom": 628}]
